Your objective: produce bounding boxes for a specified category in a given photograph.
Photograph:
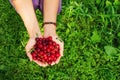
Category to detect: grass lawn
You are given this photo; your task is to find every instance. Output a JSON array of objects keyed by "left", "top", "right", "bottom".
[{"left": 0, "top": 0, "right": 120, "bottom": 80}]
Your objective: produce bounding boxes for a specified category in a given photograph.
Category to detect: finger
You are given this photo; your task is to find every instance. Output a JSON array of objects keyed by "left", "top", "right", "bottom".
[
  {"left": 54, "top": 37, "right": 64, "bottom": 56},
  {"left": 60, "top": 42, "right": 64, "bottom": 56},
  {"left": 55, "top": 56, "right": 61, "bottom": 64},
  {"left": 25, "top": 40, "right": 35, "bottom": 61},
  {"left": 26, "top": 48, "right": 32, "bottom": 61},
  {"left": 56, "top": 37, "right": 64, "bottom": 43},
  {"left": 26, "top": 48, "right": 33, "bottom": 61},
  {"left": 34, "top": 60, "right": 48, "bottom": 67},
  {"left": 57, "top": 41, "right": 64, "bottom": 57},
  {"left": 27, "top": 53, "right": 33, "bottom": 61},
  {"left": 34, "top": 60, "right": 43, "bottom": 66},
  {"left": 51, "top": 62, "right": 56, "bottom": 66},
  {"left": 53, "top": 37, "right": 64, "bottom": 64}
]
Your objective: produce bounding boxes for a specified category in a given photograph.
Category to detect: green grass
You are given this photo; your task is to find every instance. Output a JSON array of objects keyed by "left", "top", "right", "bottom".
[{"left": 0, "top": 0, "right": 120, "bottom": 80}]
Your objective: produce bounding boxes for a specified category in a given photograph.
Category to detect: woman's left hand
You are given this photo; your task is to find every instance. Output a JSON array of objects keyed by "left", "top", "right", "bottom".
[{"left": 44, "top": 33, "right": 64, "bottom": 65}]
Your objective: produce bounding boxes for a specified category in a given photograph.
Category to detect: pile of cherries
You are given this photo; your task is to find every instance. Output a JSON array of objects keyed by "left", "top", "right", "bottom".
[{"left": 31, "top": 36, "right": 60, "bottom": 65}]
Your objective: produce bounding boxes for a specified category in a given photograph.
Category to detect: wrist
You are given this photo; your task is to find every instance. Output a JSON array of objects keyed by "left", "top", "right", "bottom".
[
  {"left": 29, "top": 33, "right": 42, "bottom": 39},
  {"left": 29, "top": 27, "right": 42, "bottom": 38},
  {"left": 44, "top": 25, "right": 56, "bottom": 34},
  {"left": 44, "top": 25, "right": 57, "bottom": 37}
]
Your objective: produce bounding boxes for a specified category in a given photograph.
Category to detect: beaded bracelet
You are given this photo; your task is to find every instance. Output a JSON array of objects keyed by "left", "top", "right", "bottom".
[{"left": 42, "top": 22, "right": 57, "bottom": 27}]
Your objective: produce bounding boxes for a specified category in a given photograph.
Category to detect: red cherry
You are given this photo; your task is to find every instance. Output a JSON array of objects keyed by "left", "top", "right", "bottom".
[
  {"left": 37, "top": 57, "right": 42, "bottom": 61},
  {"left": 43, "top": 46, "right": 47, "bottom": 50},
  {"left": 56, "top": 53, "right": 60, "bottom": 58},
  {"left": 37, "top": 52, "right": 41, "bottom": 57},
  {"left": 39, "top": 51, "right": 44, "bottom": 55},
  {"left": 54, "top": 48, "right": 59, "bottom": 52},
  {"left": 48, "top": 61, "right": 52, "bottom": 65},
  {"left": 33, "top": 57, "right": 37, "bottom": 60},
  {"left": 51, "top": 50, "right": 55, "bottom": 54},
  {"left": 31, "top": 52, "right": 37, "bottom": 60},
  {"left": 56, "top": 44, "right": 60, "bottom": 49},
  {"left": 53, "top": 57, "right": 57, "bottom": 61},
  {"left": 35, "top": 38, "right": 39, "bottom": 42},
  {"left": 48, "top": 57, "right": 52, "bottom": 61},
  {"left": 38, "top": 44, "right": 43, "bottom": 48},
  {"left": 36, "top": 49, "right": 40, "bottom": 52},
  {"left": 48, "top": 36, "right": 52, "bottom": 41},
  {"left": 41, "top": 59, "right": 45, "bottom": 62},
  {"left": 47, "top": 48, "right": 50, "bottom": 52},
  {"left": 48, "top": 45, "right": 54, "bottom": 50},
  {"left": 39, "top": 38, "right": 42, "bottom": 41},
  {"left": 34, "top": 44, "right": 37, "bottom": 48},
  {"left": 44, "top": 55, "right": 47, "bottom": 61},
  {"left": 52, "top": 42, "right": 56, "bottom": 46},
  {"left": 49, "top": 41, "right": 52, "bottom": 45}
]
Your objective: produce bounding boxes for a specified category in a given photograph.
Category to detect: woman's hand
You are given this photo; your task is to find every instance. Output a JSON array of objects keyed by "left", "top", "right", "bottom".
[
  {"left": 25, "top": 36, "right": 48, "bottom": 67},
  {"left": 51, "top": 35, "right": 64, "bottom": 65},
  {"left": 44, "top": 26, "right": 64, "bottom": 65}
]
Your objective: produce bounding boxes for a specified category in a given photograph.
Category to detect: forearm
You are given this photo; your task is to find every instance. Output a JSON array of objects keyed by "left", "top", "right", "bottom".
[
  {"left": 11, "top": 0, "right": 41, "bottom": 38},
  {"left": 43, "top": 0, "right": 59, "bottom": 36}
]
